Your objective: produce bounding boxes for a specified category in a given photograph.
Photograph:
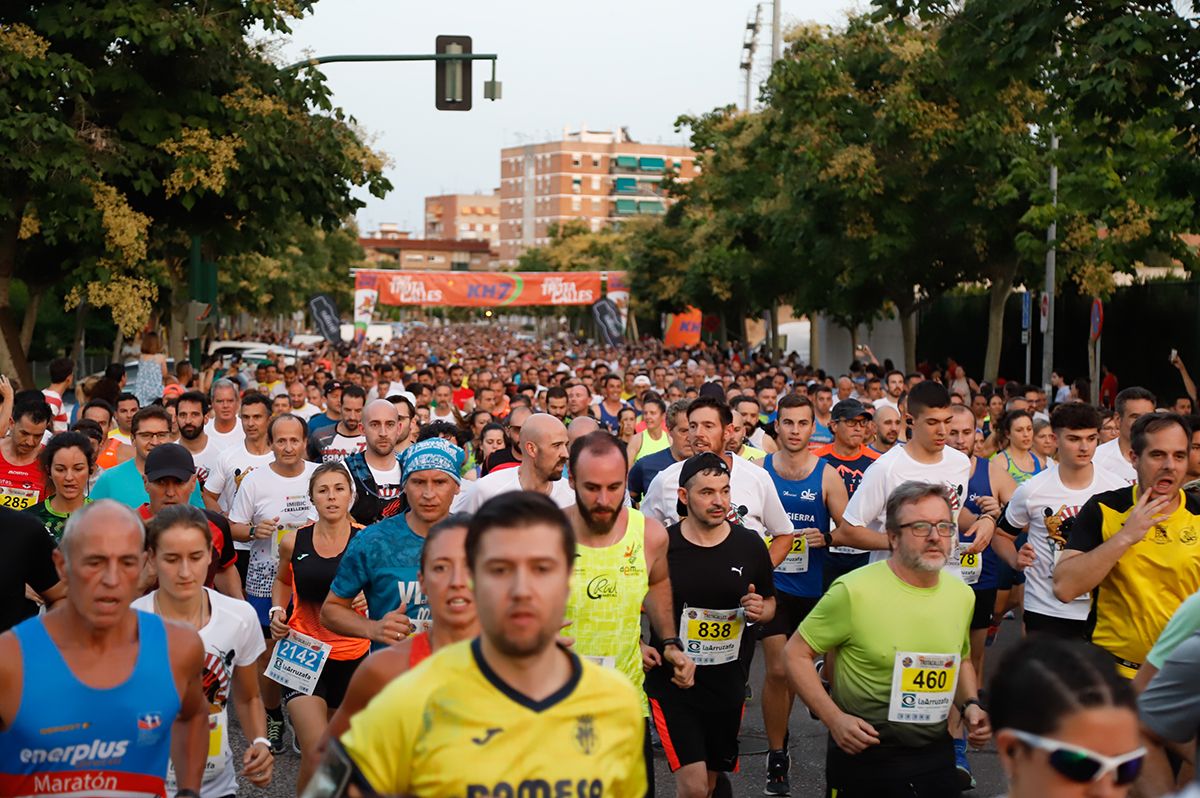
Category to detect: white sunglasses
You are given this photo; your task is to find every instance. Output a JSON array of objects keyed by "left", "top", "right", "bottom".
[{"left": 1007, "top": 729, "right": 1146, "bottom": 785}]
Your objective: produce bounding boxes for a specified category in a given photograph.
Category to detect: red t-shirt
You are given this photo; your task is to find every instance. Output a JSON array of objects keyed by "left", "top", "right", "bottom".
[
  {"left": 0, "top": 449, "right": 46, "bottom": 511},
  {"left": 452, "top": 387, "right": 475, "bottom": 410}
]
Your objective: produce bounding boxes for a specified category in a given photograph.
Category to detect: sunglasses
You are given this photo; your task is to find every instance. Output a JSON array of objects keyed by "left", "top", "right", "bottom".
[{"left": 1008, "top": 729, "right": 1146, "bottom": 785}]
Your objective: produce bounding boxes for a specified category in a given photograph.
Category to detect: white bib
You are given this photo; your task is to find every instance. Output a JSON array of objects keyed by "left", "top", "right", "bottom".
[
  {"left": 266, "top": 629, "right": 332, "bottom": 696},
  {"left": 888, "top": 651, "right": 960, "bottom": 724},
  {"left": 679, "top": 606, "right": 745, "bottom": 666}
]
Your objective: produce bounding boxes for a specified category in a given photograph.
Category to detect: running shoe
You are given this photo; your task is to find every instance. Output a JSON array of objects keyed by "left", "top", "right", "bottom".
[
  {"left": 954, "top": 736, "right": 976, "bottom": 791},
  {"left": 266, "top": 714, "right": 286, "bottom": 755},
  {"left": 764, "top": 748, "right": 790, "bottom": 795}
]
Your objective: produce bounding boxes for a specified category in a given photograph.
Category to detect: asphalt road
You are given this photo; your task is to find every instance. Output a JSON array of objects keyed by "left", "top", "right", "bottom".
[{"left": 234, "top": 622, "right": 1019, "bottom": 797}]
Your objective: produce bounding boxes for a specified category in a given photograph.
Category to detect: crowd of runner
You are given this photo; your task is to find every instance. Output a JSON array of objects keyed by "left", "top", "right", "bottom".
[{"left": 0, "top": 324, "right": 1198, "bottom": 797}]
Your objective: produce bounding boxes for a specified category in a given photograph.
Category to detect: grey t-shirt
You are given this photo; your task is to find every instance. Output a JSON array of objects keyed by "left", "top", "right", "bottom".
[{"left": 1140, "top": 630, "right": 1200, "bottom": 751}]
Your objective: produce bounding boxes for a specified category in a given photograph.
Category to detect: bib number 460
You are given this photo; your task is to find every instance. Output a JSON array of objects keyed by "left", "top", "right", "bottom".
[{"left": 906, "top": 669, "right": 951, "bottom": 691}]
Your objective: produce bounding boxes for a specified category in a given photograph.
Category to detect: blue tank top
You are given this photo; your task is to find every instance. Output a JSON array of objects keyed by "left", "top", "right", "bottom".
[
  {"left": 963, "top": 458, "right": 1000, "bottom": 591},
  {"left": 764, "top": 454, "right": 830, "bottom": 599},
  {"left": 0, "top": 611, "right": 181, "bottom": 797}
]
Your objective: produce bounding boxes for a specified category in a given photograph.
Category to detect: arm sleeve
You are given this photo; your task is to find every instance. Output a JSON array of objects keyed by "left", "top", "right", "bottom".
[
  {"left": 328, "top": 534, "right": 367, "bottom": 600},
  {"left": 1065, "top": 495, "right": 1105, "bottom": 553},
  {"left": 228, "top": 478, "right": 255, "bottom": 526},
  {"left": 797, "top": 582, "right": 853, "bottom": 655},
  {"left": 1000, "top": 481, "right": 1031, "bottom": 534},
  {"left": 842, "top": 464, "right": 886, "bottom": 528},
  {"left": 1140, "top": 633, "right": 1200, "bottom": 743},
  {"left": 1147, "top": 594, "right": 1200, "bottom": 670}
]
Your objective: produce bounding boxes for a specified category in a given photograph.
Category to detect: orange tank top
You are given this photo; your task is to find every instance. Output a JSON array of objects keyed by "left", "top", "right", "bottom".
[{"left": 288, "top": 525, "right": 369, "bottom": 661}]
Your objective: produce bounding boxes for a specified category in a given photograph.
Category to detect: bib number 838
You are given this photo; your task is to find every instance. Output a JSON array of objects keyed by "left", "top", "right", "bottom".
[
  {"left": 902, "top": 668, "right": 953, "bottom": 692},
  {"left": 692, "top": 621, "right": 735, "bottom": 640}
]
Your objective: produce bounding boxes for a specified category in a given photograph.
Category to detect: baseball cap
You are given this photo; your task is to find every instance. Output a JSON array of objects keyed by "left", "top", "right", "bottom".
[
  {"left": 675, "top": 452, "right": 730, "bottom": 518},
  {"left": 633, "top": 375, "right": 652, "bottom": 387},
  {"left": 144, "top": 443, "right": 195, "bottom": 483},
  {"left": 831, "top": 398, "right": 873, "bottom": 423},
  {"left": 323, "top": 380, "right": 344, "bottom": 396}
]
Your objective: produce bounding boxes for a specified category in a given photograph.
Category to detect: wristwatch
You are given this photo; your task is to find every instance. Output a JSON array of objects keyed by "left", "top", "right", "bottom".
[
  {"left": 661, "top": 637, "right": 683, "bottom": 651},
  {"left": 176, "top": 790, "right": 201, "bottom": 798},
  {"left": 822, "top": 530, "right": 834, "bottom": 548},
  {"left": 960, "top": 697, "right": 981, "bottom": 714}
]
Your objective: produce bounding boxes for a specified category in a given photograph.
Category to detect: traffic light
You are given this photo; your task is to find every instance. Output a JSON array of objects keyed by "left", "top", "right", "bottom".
[{"left": 435, "top": 35, "right": 472, "bottom": 111}]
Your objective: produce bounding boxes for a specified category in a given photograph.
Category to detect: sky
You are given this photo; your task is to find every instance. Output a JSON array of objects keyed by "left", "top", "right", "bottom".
[{"left": 280, "top": 0, "right": 859, "bottom": 235}]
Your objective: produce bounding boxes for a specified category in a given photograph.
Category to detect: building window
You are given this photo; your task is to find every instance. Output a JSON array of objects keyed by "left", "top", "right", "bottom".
[
  {"left": 591, "top": 176, "right": 601, "bottom": 190},
  {"left": 592, "top": 155, "right": 601, "bottom": 167},
  {"left": 572, "top": 177, "right": 582, "bottom": 194},
  {"left": 572, "top": 197, "right": 581, "bottom": 211},
  {"left": 572, "top": 154, "right": 581, "bottom": 167}
]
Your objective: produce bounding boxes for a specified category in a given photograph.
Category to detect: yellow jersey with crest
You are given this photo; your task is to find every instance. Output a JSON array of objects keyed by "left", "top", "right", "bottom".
[{"left": 341, "top": 638, "right": 647, "bottom": 797}]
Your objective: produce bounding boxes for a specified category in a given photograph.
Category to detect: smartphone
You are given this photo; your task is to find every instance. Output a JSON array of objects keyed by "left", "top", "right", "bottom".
[
  {"left": 300, "top": 739, "right": 377, "bottom": 798},
  {"left": 1171, "top": 348, "right": 1178, "bottom": 363}
]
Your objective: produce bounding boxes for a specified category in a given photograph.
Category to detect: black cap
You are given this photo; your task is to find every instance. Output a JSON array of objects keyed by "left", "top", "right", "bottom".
[
  {"left": 323, "top": 380, "right": 344, "bottom": 396},
  {"left": 832, "top": 398, "right": 873, "bottom": 423},
  {"left": 676, "top": 452, "right": 731, "bottom": 518},
  {"left": 144, "top": 443, "right": 195, "bottom": 483}
]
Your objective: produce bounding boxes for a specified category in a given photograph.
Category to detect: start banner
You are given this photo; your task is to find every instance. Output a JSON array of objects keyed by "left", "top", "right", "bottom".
[{"left": 356, "top": 270, "right": 620, "bottom": 307}]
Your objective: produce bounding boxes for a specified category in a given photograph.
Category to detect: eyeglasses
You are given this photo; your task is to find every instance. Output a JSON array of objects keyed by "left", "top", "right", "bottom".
[
  {"left": 839, "top": 418, "right": 869, "bottom": 429},
  {"left": 1007, "top": 729, "right": 1146, "bottom": 785},
  {"left": 897, "top": 521, "right": 957, "bottom": 538},
  {"left": 135, "top": 431, "right": 173, "bottom": 442}
]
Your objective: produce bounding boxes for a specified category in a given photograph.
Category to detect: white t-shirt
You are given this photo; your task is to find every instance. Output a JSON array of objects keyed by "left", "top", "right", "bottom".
[
  {"left": 1004, "top": 465, "right": 1128, "bottom": 620},
  {"left": 289, "top": 403, "right": 320, "bottom": 422},
  {"left": 205, "top": 444, "right": 275, "bottom": 550},
  {"left": 873, "top": 396, "right": 900, "bottom": 412},
  {"left": 186, "top": 439, "right": 222, "bottom": 495},
  {"left": 131, "top": 588, "right": 264, "bottom": 798},
  {"left": 229, "top": 462, "right": 318, "bottom": 601},
  {"left": 1094, "top": 438, "right": 1136, "bottom": 485},
  {"left": 641, "top": 452, "right": 792, "bottom": 539},
  {"left": 458, "top": 467, "right": 574, "bottom": 513},
  {"left": 368, "top": 461, "right": 403, "bottom": 501},
  {"left": 204, "top": 418, "right": 245, "bottom": 454},
  {"left": 843, "top": 444, "right": 971, "bottom": 564}
]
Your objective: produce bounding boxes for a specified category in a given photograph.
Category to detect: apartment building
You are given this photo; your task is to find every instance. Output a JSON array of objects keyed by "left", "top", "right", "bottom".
[{"left": 424, "top": 191, "right": 501, "bottom": 246}]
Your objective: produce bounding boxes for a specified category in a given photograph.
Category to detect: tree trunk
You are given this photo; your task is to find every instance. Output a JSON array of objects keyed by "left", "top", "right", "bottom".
[
  {"left": 111, "top": 330, "right": 125, "bottom": 364},
  {"left": 898, "top": 303, "right": 918, "bottom": 373},
  {"left": 849, "top": 322, "right": 860, "bottom": 355},
  {"left": 19, "top": 284, "right": 44, "bottom": 355},
  {"left": 982, "top": 268, "right": 1017, "bottom": 383},
  {"left": 809, "top": 314, "right": 822, "bottom": 369},
  {"left": 0, "top": 203, "right": 34, "bottom": 388},
  {"left": 70, "top": 302, "right": 89, "bottom": 366},
  {"left": 168, "top": 287, "right": 188, "bottom": 364},
  {"left": 717, "top": 310, "right": 728, "bottom": 348}
]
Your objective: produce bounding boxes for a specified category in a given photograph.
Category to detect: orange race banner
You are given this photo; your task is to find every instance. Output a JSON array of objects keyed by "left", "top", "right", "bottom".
[
  {"left": 355, "top": 270, "right": 607, "bottom": 307},
  {"left": 663, "top": 307, "right": 702, "bottom": 348}
]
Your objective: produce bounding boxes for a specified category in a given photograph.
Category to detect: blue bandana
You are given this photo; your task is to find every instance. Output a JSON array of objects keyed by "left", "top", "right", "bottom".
[{"left": 401, "top": 438, "right": 465, "bottom": 485}]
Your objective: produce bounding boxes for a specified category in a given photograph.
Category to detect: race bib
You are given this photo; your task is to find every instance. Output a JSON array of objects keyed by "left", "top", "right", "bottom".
[
  {"left": 580, "top": 655, "right": 617, "bottom": 668},
  {"left": 888, "top": 651, "right": 960, "bottom": 724},
  {"left": 679, "top": 606, "right": 744, "bottom": 666},
  {"left": 775, "top": 535, "right": 809, "bottom": 574},
  {"left": 829, "top": 545, "right": 867, "bottom": 555},
  {"left": 958, "top": 547, "right": 981, "bottom": 585},
  {"left": 266, "top": 629, "right": 332, "bottom": 696},
  {"left": 0, "top": 484, "right": 38, "bottom": 511},
  {"left": 167, "top": 709, "right": 227, "bottom": 792},
  {"left": 411, "top": 616, "right": 433, "bottom": 635}
]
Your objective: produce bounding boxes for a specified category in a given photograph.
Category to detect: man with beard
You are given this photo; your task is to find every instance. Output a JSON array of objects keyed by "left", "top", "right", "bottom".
[
  {"left": 344, "top": 400, "right": 406, "bottom": 526},
  {"left": 565, "top": 381, "right": 594, "bottom": 423},
  {"left": 786, "top": 481, "right": 991, "bottom": 797},
  {"left": 463, "top": 413, "right": 573, "bottom": 511},
  {"left": 175, "top": 391, "right": 219, "bottom": 493},
  {"left": 564, "top": 431, "right": 695, "bottom": 794},
  {"left": 869, "top": 405, "right": 904, "bottom": 455},
  {"left": 338, "top": 492, "right": 647, "bottom": 797},
  {"left": 307, "top": 384, "right": 366, "bottom": 463},
  {"left": 0, "top": 394, "right": 51, "bottom": 509},
  {"left": 1056, "top": 412, "right": 1200, "bottom": 680}
]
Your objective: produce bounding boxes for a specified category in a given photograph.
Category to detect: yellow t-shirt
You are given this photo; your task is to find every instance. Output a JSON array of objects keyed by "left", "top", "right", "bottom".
[
  {"left": 1068, "top": 486, "right": 1200, "bottom": 677},
  {"left": 341, "top": 638, "right": 647, "bottom": 797}
]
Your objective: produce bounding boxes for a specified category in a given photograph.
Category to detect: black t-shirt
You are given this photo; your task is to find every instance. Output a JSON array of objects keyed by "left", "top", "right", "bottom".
[
  {"left": 646, "top": 521, "right": 776, "bottom": 703},
  {"left": 0, "top": 507, "right": 59, "bottom": 632}
]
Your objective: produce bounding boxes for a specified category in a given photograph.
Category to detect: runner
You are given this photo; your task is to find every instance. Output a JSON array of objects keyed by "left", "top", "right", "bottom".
[
  {"left": 563, "top": 431, "right": 695, "bottom": 795},
  {"left": 1055, "top": 412, "right": 1200, "bottom": 679},
  {"left": 626, "top": 395, "right": 670, "bottom": 464},
  {"left": 41, "top": 358, "right": 72, "bottom": 434},
  {"left": 337, "top": 491, "right": 647, "bottom": 796},
  {"left": 96, "top": 392, "right": 138, "bottom": 468},
  {"left": 269, "top": 462, "right": 368, "bottom": 788},
  {"left": 759, "top": 394, "right": 849, "bottom": 796},
  {"left": 998, "top": 403, "right": 1126, "bottom": 640},
  {"left": 813, "top": 398, "right": 880, "bottom": 590},
  {"left": 320, "top": 514, "right": 476, "bottom": 750},
  {"left": 174, "top": 391, "right": 220, "bottom": 494},
  {"left": 988, "top": 409, "right": 1046, "bottom": 496},
  {"left": 0, "top": 501, "right": 209, "bottom": 798},
  {"left": 629, "top": 399, "right": 692, "bottom": 506},
  {"left": 322, "top": 438, "right": 464, "bottom": 648},
  {"left": 307, "top": 381, "right": 343, "bottom": 434},
  {"left": 204, "top": 379, "right": 244, "bottom": 454},
  {"left": 343, "top": 399, "right": 405, "bottom": 526},
  {"left": 204, "top": 393, "right": 274, "bottom": 579},
  {"left": 874, "top": 370, "right": 905, "bottom": 412},
  {"left": 91, "top": 405, "right": 205, "bottom": 509},
  {"left": 461, "top": 413, "right": 573, "bottom": 510},
  {"left": 0, "top": 393, "right": 50, "bottom": 511},
  {"left": 1093, "top": 387, "right": 1158, "bottom": 485},
  {"left": 811, "top": 384, "right": 835, "bottom": 447},
  {"left": 869, "top": 405, "right": 903, "bottom": 456},
  {"left": 26, "top": 431, "right": 93, "bottom": 542},
  {"left": 647, "top": 452, "right": 776, "bottom": 798},
  {"left": 0, "top": 503, "right": 65, "bottom": 633},
  {"left": 132, "top": 504, "right": 274, "bottom": 797},
  {"left": 229, "top": 414, "right": 319, "bottom": 753},
  {"left": 597, "top": 374, "right": 628, "bottom": 434},
  {"left": 733, "top": 396, "right": 778, "bottom": 455},
  {"left": 306, "top": 384, "right": 366, "bottom": 463},
  {"left": 787, "top": 480, "right": 991, "bottom": 797},
  {"left": 641, "top": 396, "right": 793, "bottom": 562}
]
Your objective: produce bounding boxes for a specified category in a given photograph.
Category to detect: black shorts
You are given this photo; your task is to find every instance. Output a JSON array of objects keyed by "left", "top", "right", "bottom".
[
  {"left": 1024, "top": 610, "right": 1088, "bottom": 640},
  {"left": 823, "top": 551, "right": 870, "bottom": 592},
  {"left": 996, "top": 532, "right": 1028, "bottom": 588},
  {"left": 648, "top": 689, "right": 742, "bottom": 773},
  {"left": 282, "top": 655, "right": 364, "bottom": 708},
  {"left": 825, "top": 737, "right": 959, "bottom": 797},
  {"left": 235, "top": 547, "right": 250, "bottom": 583},
  {"left": 970, "top": 588, "right": 997, "bottom": 631},
  {"left": 760, "top": 592, "right": 820, "bottom": 638}
]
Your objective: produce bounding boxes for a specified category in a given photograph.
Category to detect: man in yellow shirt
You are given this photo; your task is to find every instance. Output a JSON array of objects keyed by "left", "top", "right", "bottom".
[{"left": 337, "top": 491, "right": 647, "bottom": 797}]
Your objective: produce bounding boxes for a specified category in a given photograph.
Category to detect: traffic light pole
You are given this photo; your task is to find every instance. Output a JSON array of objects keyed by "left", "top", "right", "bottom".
[{"left": 284, "top": 52, "right": 497, "bottom": 77}]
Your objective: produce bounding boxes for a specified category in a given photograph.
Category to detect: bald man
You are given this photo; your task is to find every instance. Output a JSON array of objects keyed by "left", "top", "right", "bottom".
[
  {"left": 345, "top": 400, "right": 406, "bottom": 526},
  {"left": 462, "top": 413, "right": 575, "bottom": 510},
  {"left": 568, "top": 414, "right": 601, "bottom": 445},
  {"left": 869, "top": 404, "right": 904, "bottom": 455}
]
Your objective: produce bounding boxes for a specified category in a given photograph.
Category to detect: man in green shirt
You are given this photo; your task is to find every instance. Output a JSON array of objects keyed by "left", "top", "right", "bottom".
[{"left": 785, "top": 480, "right": 991, "bottom": 797}]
